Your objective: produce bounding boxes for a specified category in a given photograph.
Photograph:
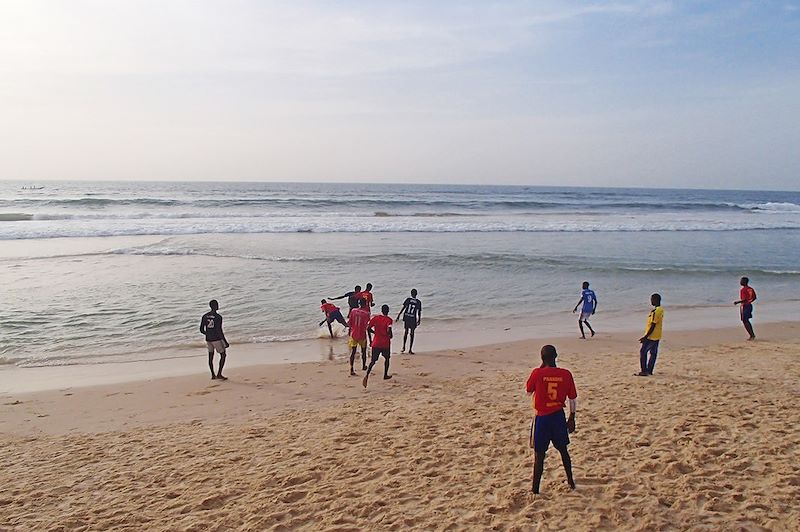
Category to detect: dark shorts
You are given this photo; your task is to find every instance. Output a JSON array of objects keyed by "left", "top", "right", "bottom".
[
  {"left": 328, "top": 309, "right": 345, "bottom": 323},
  {"left": 533, "top": 410, "right": 570, "bottom": 453},
  {"left": 741, "top": 304, "right": 753, "bottom": 321},
  {"left": 403, "top": 316, "right": 418, "bottom": 330},
  {"left": 371, "top": 347, "right": 390, "bottom": 361}
]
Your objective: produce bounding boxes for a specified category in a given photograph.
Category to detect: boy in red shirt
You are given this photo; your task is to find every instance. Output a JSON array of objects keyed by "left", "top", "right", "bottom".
[
  {"left": 348, "top": 298, "right": 371, "bottom": 375},
  {"left": 319, "top": 299, "right": 348, "bottom": 338},
  {"left": 363, "top": 304, "right": 393, "bottom": 388},
  {"left": 525, "top": 345, "right": 577, "bottom": 494},
  {"left": 734, "top": 276, "right": 757, "bottom": 340}
]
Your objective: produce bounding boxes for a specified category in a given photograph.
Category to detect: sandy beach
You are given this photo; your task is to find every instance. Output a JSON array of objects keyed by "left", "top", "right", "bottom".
[{"left": 2, "top": 322, "right": 799, "bottom": 530}]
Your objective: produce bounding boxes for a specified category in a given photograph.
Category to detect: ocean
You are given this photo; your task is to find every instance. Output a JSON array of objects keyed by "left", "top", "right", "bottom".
[{"left": 1, "top": 181, "right": 799, "bottom": 369}]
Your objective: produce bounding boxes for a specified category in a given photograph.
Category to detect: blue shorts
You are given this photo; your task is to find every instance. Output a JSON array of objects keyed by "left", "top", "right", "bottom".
[
  {"left": 741, "top": 304, "right": 753, "bottom": 321},
  {"left": 328, "top": 309, "right": 345, "bottom": 323},
  {"left": 532, "top": 410, "right": 570, "bottom": 453}
]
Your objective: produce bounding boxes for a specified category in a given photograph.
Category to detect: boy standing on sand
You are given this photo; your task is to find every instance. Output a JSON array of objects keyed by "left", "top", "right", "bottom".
[
  {"left": 348, "top": 298, "right": 370, "bottom": 375},
  {"left": 397, "top": 289, "right": 422, "bottom": 354},
  {"left": 525, "top": 345, "right": 577, "bottom": 494},
  {"left": 572, "top": 281, "right": 597, "bottom": 339},
  {"left": 363, "top": 305, "right": 393, "bottom": 388},
  {"left": 637, "top": 293, "right": 664, "bottom": 376},
  {"left": 200, "top": 299, "right": 229, "bottom": 380},
  {"left": 734, "top": 277, "right": 757, "bottom": 341},
  {"left": 319, "top": 299, "right": 348, "bottom": 338}
]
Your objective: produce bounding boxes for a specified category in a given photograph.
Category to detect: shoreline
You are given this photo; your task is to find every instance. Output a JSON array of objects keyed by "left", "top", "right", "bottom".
[{"left": 1, "top": 300, "right": 798, "bottom": 395}]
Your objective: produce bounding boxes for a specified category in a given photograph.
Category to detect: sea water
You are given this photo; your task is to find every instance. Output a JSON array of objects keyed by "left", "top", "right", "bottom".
[{"left": 1, "top": 181, "right": 799, "bottom": 368}]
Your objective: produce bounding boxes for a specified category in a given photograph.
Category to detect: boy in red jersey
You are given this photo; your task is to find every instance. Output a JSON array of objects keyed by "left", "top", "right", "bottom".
[
  {"left": 734, "top": 276, "right": 757, "bottom": 340},
  {"left": 363, "top": 304, "right": 393, "bottom": 388},
  {"left": 361, "top": 283, "right": 375, "bottom": 312},
  {"left": 319, "top": 299, "right": 348, "bottom": 338},
  {"left": 525, "top": 345, "right": 577, "bottom": 494},
  {"left": 348, "top": 298, "right": 371, "bottom": 375}
]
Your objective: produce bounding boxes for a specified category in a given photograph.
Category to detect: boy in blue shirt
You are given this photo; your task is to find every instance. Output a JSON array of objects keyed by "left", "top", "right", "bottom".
[{"left": 572, "top": 281, "right": 597, "bottom": 339}]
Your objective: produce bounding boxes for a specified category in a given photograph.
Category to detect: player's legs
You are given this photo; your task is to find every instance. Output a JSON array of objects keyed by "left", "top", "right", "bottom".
[
  {"left": 217, "top": 350, "right": 227, "bottom": 380},
  {"left": 382, "top": 350, "right": 392, "bottom": 379},
  {"left": 208, "top": 348, "right": 216, "bottom": 379},
  {"left": 578, "top": 319, "right": 585, "bottom": 339},
  {"left": 363, "top": 349, "right": 380, "bottom": 387},
  {"left": 408, "top": 328, "right": 416, "bottom": 354},
  {"left": 583, "top": 320, "right": 595, "bottom": 337},
  {"left": 532, "top": 451, "right": 546, "bottom": 494},
  {"left": 349, "top": 345, "right": 357, "bottom": 376},
  {"left": 743, "top": 319, "right": 755, "bottom": 339},
  {"left": 645, "top": 341, "right": 659, "bottom": 375},
  {"left": 361, "top": 344, "right": 367, "bottom": 370},
  {"left": 326, "top": 318, "right": 334, "bottom": 338},
  {"left": 402, "top": 327, "right": 409, "bottom": 353},
  {"left": 638, "top": 342, "right": 649, "bottom": 375},
  {"left": 336, "top": 314, "right": 348, "bottom": 328},
  {"left": 555, "top": 444, "right": 575, "bottom": 489}
]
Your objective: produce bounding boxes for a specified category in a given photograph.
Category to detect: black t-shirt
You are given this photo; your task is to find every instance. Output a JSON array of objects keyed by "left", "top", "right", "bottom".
[
  {"left": 346, "top": 291, "right": 359, "bottom": 309},
  {"left": 201, "top": 311, "right": 224, "bottom": 342},
  {"left": 403, "top": 298, "right": 422, "bottom": 320}
]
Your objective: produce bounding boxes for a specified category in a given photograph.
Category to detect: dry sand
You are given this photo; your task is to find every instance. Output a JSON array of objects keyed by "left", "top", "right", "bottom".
[{"left": 2, "top": 322, "right": 799, "bottom": 531}]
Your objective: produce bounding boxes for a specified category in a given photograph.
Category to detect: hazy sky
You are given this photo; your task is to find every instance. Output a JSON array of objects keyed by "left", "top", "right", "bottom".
[{"left": 1, "top": 1, "right": 798, "bottom": 188}]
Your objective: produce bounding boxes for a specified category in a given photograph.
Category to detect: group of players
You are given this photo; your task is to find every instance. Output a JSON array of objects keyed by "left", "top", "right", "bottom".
[
  {"left": 526, "top": 275, "right": 758, "bottom": 494},
  {"left": 199, "top": 276, "right": 758, "bottom": 494},
  {"left": 319, "top": 284, "right": 422, "bottom": 388}
]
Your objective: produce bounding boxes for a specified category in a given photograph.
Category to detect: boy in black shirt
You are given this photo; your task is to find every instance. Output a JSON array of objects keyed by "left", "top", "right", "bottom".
[
  {"left": 396, "top": 289, "right": 422, "bottom": 354},
  {"left": 200, "top": 299, "right": 229, "bottom": 380}
]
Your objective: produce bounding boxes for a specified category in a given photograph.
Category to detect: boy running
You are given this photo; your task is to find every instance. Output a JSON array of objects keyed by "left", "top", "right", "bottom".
[
  {"left": 396, "top": 289, "right": 422, "bottom": 354},
  {"left": 363, "top": 304, "right": 393, "bottom": 388},
  {"left": 348, "top": 298, "right": 370, "bottom": 375},
  {"left": 525, "top": 345, "right": 577, "bottom": 494},
  {"left": 200, "top": 299, "right": 230, "bottom": 380},
  {"left": 319, "top": 299, "right": 348, "bottom": 338},
  {"left": 734, "top": 277, "right": 757, "bottom": 340},
  {"left": 572, "top": 281, "right": 597, "bottom": 339},
  {"left": 637, "top": 293, "right": 664, "bottom": 376}
]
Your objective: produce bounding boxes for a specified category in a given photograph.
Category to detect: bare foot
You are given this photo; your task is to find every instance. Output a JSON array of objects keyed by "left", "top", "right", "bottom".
[
  {"left": 408, "top": 350, "right": 415, "bottom": 355},
  {"left": 211, "top": 375, "right": 217, "bottom": 380},
  {"left": 590, "top": 330, "right": 595, "bottom": 337},
  {"left": 350, "top": 370, "right": 356, "bottom": 376},
  {"left": 383, "top": 375, "right": 392, "bottom": 380},
  {"left": 362, "top": 375, "right": 369, "bottom": 388},
  {"left": 217, "top": 375, "right": 228, "bottom": 381}
]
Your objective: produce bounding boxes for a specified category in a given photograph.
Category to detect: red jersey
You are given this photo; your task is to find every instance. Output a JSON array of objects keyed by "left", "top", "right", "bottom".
[
  {"left": 361, "top": 290, "right": 374, "bottom": 312},
  {"left": 525, "top": 366, "right": 577, "bottom": 416},
  {"left": 740, "top": 286, "right": 756, "bottom": 305},
  {"left": 348, "top": 308, "right": 370, "bottom": 341},
  {"left": 368, "top": 315, "right": 393, "bottom": 349},
  {"left": 321, "top": 302, "right": 338, "bottom": 316}
]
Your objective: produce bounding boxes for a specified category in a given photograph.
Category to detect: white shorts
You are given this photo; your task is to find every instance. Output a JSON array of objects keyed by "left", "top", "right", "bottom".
[
  {"left": 207, "top": 340, "right": 227, "bottom": 354},
  {"left": 579, "top": 312, "right": 593, "bottom": 321}
]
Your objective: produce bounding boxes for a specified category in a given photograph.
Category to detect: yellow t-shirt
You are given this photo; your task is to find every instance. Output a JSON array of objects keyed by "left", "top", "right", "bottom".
[{"left": 645, "top": 306, "right": 664, "bottom": 340}]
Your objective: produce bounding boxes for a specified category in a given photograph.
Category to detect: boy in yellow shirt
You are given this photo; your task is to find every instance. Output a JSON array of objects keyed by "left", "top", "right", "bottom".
[{"left": 637, "top": 293, "right": 663, "bottom": 376}]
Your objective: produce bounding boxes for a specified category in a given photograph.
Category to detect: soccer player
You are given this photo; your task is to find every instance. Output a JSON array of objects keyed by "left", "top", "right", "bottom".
[
  {"left": 200, "top": 299, "right": 230, "bottom": 380},
  {"left": 363, "top": 304, "right": 393, "bottom": 388},
  {"left": 319, "top": 299, "right": 348, "bottom": 338},
  {"left": 637, "top": 293, "right": 664, "bottom": 376},
  {"left": 348, "top": 298, "right": 371, "bottom": 375},
  {"left": 329, "top": 285, "right": 362, "bottom": 317},
  {"left": 734, "top": 277, "right": 757, "bottom": 341},
  {"left": 572, "top": 281, "right": 597, "bottom": 339},
  {"left": 396, "top": 289, "right": 422, "bottom": 354},
  {"left": 361, "top": 283, "right": 375, "bottom": 312},
  {"left": 525, "top": 345, "right": 577, "bottom": 494}
]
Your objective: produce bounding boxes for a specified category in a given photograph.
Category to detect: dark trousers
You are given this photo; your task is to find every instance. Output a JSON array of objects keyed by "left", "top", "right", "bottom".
[{"left": 640, "top": 339, "right": 660, "bottom": 374}]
